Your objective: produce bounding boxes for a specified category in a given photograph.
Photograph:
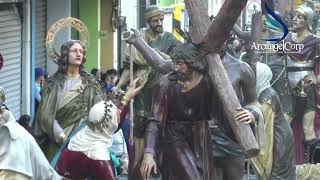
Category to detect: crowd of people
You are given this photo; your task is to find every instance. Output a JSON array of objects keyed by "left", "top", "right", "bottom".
[{"left": 2, "top": 0, "right": 320, "bottom": 180}]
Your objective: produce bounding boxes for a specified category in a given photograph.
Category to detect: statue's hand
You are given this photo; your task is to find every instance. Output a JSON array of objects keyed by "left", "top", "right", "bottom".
[
  {"left": 235, "top": 107, "right": 255, "bottom": 125},
  {"left": 124, "top": 78, "right": 143, "bottom": 100},
  {"left": 304, "top": 75, "right": 317, "bottom": 86},
  {"left": 122, "top": 28, "right": 141, "bottom": 45},
  {"left": 140, "top": 153, "right": 158, "bottom": 180},
  {"left": 57, "top": 132, "right": 67, "bottom": 145}
]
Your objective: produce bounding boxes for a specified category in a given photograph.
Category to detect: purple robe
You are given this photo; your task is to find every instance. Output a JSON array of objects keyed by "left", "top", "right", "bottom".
[{"left": 144, "top": 73, "right": 215, "bottom": 180}]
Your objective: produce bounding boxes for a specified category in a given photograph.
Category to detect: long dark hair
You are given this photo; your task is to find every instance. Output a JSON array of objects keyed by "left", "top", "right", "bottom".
[
  {"left": 57, "top": 40, "right": 87, "bottom": 76},
  {"left": 170, "top": 43, "right": 207, "bottom": 74}
]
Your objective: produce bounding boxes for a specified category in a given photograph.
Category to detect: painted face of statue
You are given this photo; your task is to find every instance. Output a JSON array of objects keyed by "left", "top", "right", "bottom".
[
  {"left": 292, "top": 11, "right": 308, "bottom": 32},
  {"left": 149, "top": 14, "right": 164, "bottom": 34},
  {"left": 68, "top": 43, "right": 84, "bottom": 66},
  {"left": 174, "top": 59, "right": 193, "bottom": 81},
  {"left": 233, "top": 39, "right": 242, "bottom": 52}
]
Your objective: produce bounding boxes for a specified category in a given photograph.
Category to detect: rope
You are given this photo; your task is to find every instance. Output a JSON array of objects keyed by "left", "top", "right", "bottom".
[{"left": 270, "top": 66, "right": 285, "bottom": 87}]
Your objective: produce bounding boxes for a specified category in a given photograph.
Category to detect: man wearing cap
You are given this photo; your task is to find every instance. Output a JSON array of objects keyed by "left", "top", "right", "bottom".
[
  {"left": 34, "top": 68, "right": 45, "bottom": 102},
  {"left": 116, "top": 5, "right": 179, "bottom": 174},
  {"left": 33, "top": 68, "right": 45, "bottom": 123},
  {"left": 281, "top": 5, "right": 320, "bottom": 164}
]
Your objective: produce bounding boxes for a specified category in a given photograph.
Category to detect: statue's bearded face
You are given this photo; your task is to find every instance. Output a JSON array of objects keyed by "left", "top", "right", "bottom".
[
  {"left": 174, "top": 59, "right": 193, "bottom": 81},
  {"left": 149, "top": 14, "right": 164, "bottom": 34},
  {"left": 292, "top": 12, "right": 308, "bottom": 32}
]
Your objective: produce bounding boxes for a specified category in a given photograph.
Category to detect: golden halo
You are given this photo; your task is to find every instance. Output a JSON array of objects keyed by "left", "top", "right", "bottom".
[{"left": 46, "top": 17, "right": 89, "bottom": 63}]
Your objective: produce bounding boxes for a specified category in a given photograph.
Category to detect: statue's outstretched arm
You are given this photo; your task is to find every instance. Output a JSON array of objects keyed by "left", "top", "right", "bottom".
[
  {"left": 233, "top": 24, "right": 251, "bottom": 41},
  {"left": 124, "top": 29, "right": 174, "bottom": 74}
]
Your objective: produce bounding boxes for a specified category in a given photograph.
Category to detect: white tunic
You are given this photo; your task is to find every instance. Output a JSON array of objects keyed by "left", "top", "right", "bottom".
[
  {"left": 68, "top": 100, "right": 119, "bottom": 161},
  {"left": 0, "top": 111, "right": 61, "bottom": 180}
]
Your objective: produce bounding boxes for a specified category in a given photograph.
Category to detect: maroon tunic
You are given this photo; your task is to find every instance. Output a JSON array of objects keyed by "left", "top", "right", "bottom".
[
  {"left": 144, "top": 73, "right": 215, "bottom": 180},
  {"left": 55, "top": 103, "right": 128, "bottom": 180}
]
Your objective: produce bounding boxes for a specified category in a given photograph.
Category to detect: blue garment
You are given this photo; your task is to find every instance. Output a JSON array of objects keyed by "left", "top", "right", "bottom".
[
  {"left": 103, "top": 83, "right": 114, "bottom": 94},
  {"left": 120, "top": 118, "right": 130, "bottom": 148},
  {"left": 33, "top": 83, "right": 41, "bottom": 127},
  {"left": 109, "top": 150, "right": 121, "bottom": 176},
  {"left": 33, "top": 83, "right": 41, "bottom": 102}
]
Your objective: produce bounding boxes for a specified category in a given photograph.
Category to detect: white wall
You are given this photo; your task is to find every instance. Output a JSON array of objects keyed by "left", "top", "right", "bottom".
[
  {"left": 121, "top": 0, "right": 138, "bottom": 30},
  {"left": 46, "top": 0, "right": 71, "bottom": 75},
  {"left": 208, "top": 0, "right": 223, "bottom": 17},
  {"left": 163, "top": 7, "right": 173, "bottom": 33}
]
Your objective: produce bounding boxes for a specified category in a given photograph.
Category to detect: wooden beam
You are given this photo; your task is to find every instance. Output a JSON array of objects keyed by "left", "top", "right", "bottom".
[{"left": 185, "top": 0, "right": 260, "bottom": 158}]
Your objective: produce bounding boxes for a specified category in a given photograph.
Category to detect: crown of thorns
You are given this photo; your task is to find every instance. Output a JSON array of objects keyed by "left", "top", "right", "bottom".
[{"left": 86, "top": 101, "right": 114, "bottom": 132}]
